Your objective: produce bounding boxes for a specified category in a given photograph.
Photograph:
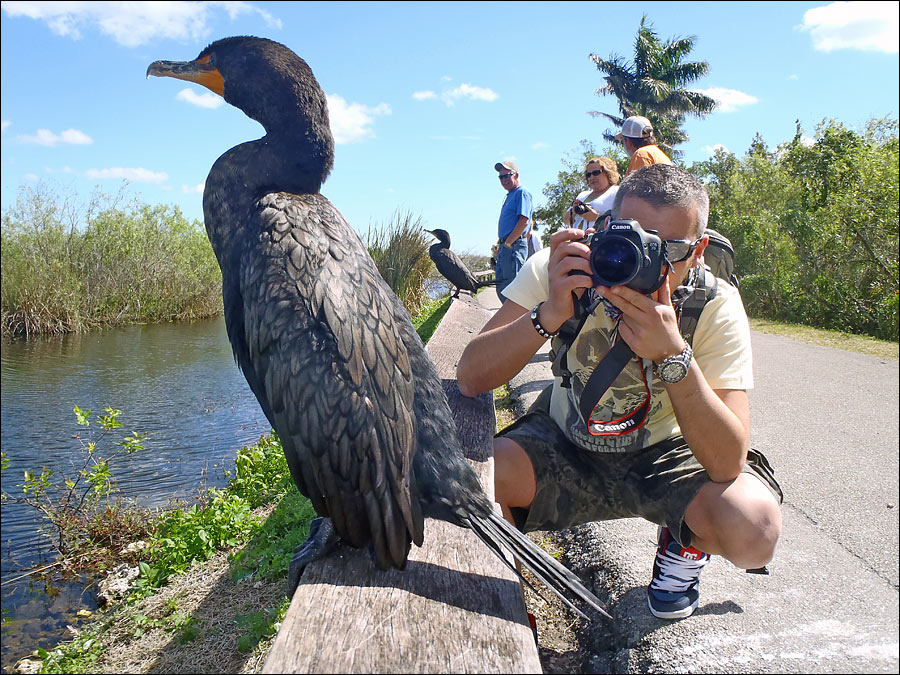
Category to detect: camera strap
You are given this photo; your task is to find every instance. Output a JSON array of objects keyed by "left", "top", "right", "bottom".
[{"left": 578, "top": 335, "right": 639, "bottom": 427}]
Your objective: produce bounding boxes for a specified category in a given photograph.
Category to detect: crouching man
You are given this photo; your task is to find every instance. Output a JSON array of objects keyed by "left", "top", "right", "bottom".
[{"left": 457, "top": 164, "right": 783, "bottom": 619}]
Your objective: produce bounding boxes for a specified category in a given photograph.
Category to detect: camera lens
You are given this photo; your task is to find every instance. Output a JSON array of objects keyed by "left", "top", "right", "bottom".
[{"left": 591, "top": 237, "right": 639, "bottom": 285}]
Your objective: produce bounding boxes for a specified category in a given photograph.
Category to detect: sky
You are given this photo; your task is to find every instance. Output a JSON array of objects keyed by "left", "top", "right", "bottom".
[{"left": 1, "top": 1, "right": 898, "bottom": 255}]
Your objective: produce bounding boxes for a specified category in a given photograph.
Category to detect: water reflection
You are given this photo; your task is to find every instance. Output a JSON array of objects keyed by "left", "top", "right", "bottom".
[{"left": 0, "top": 317, "right": 271, "bottom": 671}]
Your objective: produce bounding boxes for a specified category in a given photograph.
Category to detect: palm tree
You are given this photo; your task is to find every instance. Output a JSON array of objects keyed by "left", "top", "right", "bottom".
[{"left": 590, "top": 15, "right": 716, "bottom": 159}]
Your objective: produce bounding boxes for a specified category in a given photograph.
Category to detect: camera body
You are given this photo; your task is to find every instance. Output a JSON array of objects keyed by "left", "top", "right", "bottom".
[
  {"left": 573, "top": 202, "right": 591, "bottom": 215},
  {"left": 582, "top": 219, "right": 665, "bottom": 294}
]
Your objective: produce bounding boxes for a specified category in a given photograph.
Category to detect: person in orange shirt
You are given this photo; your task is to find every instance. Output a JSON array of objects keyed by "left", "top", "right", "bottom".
[{"left": 617, "top": 116, "right": 673, "bottom": 176}]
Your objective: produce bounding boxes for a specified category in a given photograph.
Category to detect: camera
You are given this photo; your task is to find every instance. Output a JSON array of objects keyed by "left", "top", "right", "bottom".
[
  {"left": 580, "top": 219, "right": 666, "bottom": 294},
  {"left": 573, "top": 202, "right": 590, "bottom": 215}
]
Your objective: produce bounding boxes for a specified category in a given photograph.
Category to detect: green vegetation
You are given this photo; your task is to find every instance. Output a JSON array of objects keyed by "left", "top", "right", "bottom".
[
  {"left": 589, "top": 14, "right": 716, "bottom": 158},
  {"left": 692, "top": 117, "right": 898, "bottom": 341},
  {"left": 1, "top": 182, "right": 222, "bottom": 338}
]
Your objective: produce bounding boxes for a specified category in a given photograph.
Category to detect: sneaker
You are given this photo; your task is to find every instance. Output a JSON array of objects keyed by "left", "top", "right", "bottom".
[{"left": 647, "top": 526, "right": 710, "bottom": 619}]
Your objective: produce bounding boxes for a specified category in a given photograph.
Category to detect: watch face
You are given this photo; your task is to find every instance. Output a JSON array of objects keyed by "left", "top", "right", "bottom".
[{"left": 661, "top": 361, "right": 687, "bottom": 382}]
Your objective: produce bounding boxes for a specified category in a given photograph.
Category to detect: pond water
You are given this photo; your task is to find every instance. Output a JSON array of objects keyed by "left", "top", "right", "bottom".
[{"left": 0, "top": 318, "right": 271, "bottom": 672}]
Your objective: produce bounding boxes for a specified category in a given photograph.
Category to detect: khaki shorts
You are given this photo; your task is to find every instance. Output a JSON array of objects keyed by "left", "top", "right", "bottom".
[{"left": 497, "top": 391, "right": 783, "bottom": 547}]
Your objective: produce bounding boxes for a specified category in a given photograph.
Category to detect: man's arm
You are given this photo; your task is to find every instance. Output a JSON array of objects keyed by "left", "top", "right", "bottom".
[
  {"left": 600, "top": 278, "right": 750, "bottom": 481},
  {"left": 458, "top": 228, "right": 595, "bottom": 396},
  {"left": 503, "top": 214, "right": 530, "bottom": 248}
]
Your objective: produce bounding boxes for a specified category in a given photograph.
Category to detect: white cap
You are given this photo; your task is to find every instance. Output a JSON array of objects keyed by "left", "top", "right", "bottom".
[{"left": 616, "top": 116, "right": 654, "bottom": 140}]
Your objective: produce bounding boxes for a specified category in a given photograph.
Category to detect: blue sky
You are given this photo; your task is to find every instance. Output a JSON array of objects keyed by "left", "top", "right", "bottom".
[{"left": 1, "top": 1, "right": 898, "bottom": 255}]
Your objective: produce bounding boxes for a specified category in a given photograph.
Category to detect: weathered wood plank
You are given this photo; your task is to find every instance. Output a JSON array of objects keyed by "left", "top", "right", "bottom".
[{"left": 263, "top": 294, "right": 541, "bottom": 674}]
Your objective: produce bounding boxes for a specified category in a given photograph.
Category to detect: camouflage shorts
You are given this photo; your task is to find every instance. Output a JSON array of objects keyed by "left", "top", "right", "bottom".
[{"left": 497, "top": 393, "right": 783, "bottom": 547}]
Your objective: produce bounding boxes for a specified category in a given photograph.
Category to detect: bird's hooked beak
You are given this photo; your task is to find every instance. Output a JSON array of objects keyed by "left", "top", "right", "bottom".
[{"left": 147, "top": 54, "right": 225, "bottom": 97}]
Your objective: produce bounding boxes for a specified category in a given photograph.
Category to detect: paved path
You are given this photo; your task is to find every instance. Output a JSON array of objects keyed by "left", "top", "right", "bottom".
[{"left": 475, "top": 288, "right": 899, "bottom": 673}]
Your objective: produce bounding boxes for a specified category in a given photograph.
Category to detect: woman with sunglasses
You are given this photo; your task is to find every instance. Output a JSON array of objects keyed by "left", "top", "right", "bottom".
[{"left": 563, "top": 157, "right": 620, "bottom": 230}]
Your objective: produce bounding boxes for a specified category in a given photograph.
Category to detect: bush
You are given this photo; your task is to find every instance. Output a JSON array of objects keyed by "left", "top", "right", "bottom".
[{"left": 1, "top": 182, "right": 222, "bottom": 337}]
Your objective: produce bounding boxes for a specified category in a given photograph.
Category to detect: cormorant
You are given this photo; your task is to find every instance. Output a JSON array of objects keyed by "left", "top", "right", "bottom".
[
  {"left": 147, "top": 36, "right": 608, "bottom": 620},
  {"left": 425, "top": 228, "right": 492, "bottom": 298}
]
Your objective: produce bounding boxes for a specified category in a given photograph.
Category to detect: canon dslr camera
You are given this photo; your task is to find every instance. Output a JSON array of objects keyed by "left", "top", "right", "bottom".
[{"left": 582, "top": 219, "right": 666, "bottom": 294}]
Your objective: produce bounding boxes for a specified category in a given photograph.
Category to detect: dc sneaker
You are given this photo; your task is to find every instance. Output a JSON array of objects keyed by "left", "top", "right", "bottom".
[{"left": 647, "top": 525, "right": 710, "bottom": 619}]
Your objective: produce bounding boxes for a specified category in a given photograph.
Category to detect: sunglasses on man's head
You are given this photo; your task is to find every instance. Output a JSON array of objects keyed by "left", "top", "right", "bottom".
[
  {"left": 584, "top": 169, "right": 605, "bottom": 178},
  {"left": 498, "top": 173, "right": 516, "bottom": 180},
  {"left": 664, "top": 237, "right": 702, "bottom": 263}
]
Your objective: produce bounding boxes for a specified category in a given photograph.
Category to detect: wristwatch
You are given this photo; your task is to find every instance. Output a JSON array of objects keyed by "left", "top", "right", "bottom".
[{"left": 654, "top": 343, "right": 693, "bottom": 383}]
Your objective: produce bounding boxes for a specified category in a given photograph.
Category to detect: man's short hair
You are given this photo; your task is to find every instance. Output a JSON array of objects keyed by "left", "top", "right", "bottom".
[{"left": 611, "top": 164, "right": 709, "bottom": 235}]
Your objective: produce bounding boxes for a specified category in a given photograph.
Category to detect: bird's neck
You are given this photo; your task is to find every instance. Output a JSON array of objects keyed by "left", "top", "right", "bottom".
[{"left": 203, "top": 132, "right": 331, "bottom": 260}]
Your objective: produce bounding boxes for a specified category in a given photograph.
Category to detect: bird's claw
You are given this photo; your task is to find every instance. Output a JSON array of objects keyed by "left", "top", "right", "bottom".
[{"left": 287, "top": 516, "right": 340, "bottom": 594}]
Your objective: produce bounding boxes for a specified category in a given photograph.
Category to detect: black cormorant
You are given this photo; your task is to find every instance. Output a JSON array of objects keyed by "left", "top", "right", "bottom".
[
  {"left": 425, "top": 228, "right": 492, "bottom": 298},
  {"left": 147, "top": 36, "right": 608, "bottom": 619}
]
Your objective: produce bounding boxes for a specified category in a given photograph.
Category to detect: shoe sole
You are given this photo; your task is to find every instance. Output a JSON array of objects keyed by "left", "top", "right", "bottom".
[{"left": 647, "top": 595, "right": 698, "bottom": 620}]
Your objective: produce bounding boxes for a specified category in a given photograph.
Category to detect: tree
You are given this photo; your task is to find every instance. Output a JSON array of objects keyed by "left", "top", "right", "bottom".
[{"left": 589, "top": 15, "right": 716, "bottom": 158}]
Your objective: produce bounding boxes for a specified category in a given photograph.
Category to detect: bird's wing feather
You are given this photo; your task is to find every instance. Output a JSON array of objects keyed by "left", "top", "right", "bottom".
[{"left": 232, "top": 191, "right": 424, "bottom": 569}]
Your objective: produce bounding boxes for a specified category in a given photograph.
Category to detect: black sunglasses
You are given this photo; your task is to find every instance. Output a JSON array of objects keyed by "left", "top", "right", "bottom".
[
  {"left": 584, "top": 169, "right": 605, "bottom": 178},
  {"left": 498, "top": 172, "right": 516, "bottom": 180},
  {"left": 664, "top": 237, "right": 702, "bottom": 263}
]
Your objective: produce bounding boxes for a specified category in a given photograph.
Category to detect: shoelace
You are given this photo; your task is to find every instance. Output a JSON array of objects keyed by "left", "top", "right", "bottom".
[{"left": 651, "top": 547, "right": 709, "bottom": 593}]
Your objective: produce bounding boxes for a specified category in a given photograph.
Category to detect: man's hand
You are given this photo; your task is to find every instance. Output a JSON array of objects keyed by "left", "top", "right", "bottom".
[
  {"left": 598, "top": 274, "right": 685, "bottom": 362},
  {"left": 538, "top": 228, "right": 595, "bottom": 332}
]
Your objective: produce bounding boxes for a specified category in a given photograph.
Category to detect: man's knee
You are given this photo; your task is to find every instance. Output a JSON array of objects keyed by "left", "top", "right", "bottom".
[
  {"left": 688, "top": 475, "right": 782, "bottom": 568},
  {"left": 493, "top": 436, "right": 537, "bottom": 510}
]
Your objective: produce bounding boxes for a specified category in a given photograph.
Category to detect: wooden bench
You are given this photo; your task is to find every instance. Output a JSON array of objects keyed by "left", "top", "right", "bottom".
[{"left": 263, "top": 293, "right": 541, "bottom": 673}]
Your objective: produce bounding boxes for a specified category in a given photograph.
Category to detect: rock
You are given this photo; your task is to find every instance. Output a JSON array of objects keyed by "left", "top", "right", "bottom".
[
  {"left": 97, "top": 563, "right": 140, "bottom": 606},
  {"left": 119, "top": 540, "right": 148, "bottom": 555},
  {"left": 76, "top": 609, "right": 93, "bottom": 618},
  {"left": 14, "top": 658, "right": 42, "bottom": 674}
]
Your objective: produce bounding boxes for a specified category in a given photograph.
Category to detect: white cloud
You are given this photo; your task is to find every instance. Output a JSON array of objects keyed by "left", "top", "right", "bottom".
[
  {"left": 705, "top": 144, "right": 730, "bottom": 155},
  {"left": 17, "top": 128, "right": 93, "bottom": 146},
  {"left": 800, "top": 1, "right": 898, "bottom": 53},
  {"left": 183, "top": 182, "right": 206, "bottom": 194},
  {"left": 412, "top": 90, "right": 437, "bottom": 101},
  {"left": 1, "top": 1, "right": 282, "bottom": 48},
  {"left": 24, "top": 173, "right": 39, "bottom": 182},
  {"left": 326, "top": 94, "right": 391, "bottom": 144},
  {"left": 531, "top": 141, "right": 550, "bottom": 150},
  {"left": 697, "top": 87, "right": 759, "bottom": 113},
  {"left": 85, "top": 167, "right": 168, "bottom": 183},
  {"left": 1, "top": 120, "right": 10, "bottom": 132},
  {"left": 176, "top": 88, "right": 224, "bottom": 109},
  {"left": 789, "top": 74, "right": 800, "bottom": 80},
  {"left": 442, "top": 83, "right": 498, "bottom": 106},
  {"left": 801, "top": 136, "right": 816, "bottom": 147}
]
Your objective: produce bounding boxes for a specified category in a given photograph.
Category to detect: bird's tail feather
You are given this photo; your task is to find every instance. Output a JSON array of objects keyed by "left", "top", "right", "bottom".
[{"left": 465, "top": 508, "right": 612, "bottom": 621}]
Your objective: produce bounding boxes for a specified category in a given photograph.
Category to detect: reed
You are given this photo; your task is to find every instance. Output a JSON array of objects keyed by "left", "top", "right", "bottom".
[{"left": 1, "top": 183, "right": 222, "bottom": 338}]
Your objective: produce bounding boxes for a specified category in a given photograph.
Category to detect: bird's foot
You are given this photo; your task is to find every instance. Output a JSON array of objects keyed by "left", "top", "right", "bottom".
[{"left": 287, "top": 516, "right": 340, "bottom": 594}]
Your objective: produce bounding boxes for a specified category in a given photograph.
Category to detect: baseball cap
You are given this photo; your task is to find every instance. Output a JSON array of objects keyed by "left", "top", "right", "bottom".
[
  {"left": 615, "top": 116, "right": 654, "bottom": 141},
  {"left": 494, "top": 160, "right": 518, "bottom": 173}
]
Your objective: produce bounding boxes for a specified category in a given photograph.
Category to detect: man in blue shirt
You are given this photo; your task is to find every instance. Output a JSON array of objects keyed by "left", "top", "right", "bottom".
[{"left": 494, "top": 160, "right": 533, "bottom": 303}]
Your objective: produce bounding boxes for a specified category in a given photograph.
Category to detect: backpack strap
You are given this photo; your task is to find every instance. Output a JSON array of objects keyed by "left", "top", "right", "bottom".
[{"left": 678, "top": 267, "right": 718, "bottom": 347}]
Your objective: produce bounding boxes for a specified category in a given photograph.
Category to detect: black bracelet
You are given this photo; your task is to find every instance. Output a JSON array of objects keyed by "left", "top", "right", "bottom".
[{"left": 530, "top": 303, "right": 559, "bottom": 339}]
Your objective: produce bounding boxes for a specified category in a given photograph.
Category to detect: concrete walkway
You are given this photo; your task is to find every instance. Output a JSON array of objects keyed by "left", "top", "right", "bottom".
[{"left": 474, "top": 287, "right": 899, "bottom": 673}]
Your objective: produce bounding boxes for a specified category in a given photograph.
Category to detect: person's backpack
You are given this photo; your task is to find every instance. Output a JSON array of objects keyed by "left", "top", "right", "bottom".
[{"left": 677, "top": 228, "right": 738, "bottom": 346}]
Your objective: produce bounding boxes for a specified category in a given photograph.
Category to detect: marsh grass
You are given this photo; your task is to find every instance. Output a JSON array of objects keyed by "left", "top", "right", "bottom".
[
  {"left": 1, "top": 183, "right": 222, "bottom": 338},
  {"left": 365, "top": 209, "right": 434, "bottom": 317}
]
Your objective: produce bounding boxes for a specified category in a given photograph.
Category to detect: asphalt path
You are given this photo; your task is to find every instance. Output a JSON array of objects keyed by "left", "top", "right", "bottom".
[{"left": 476, "top": 287, "right": 899, "bottom": 673}]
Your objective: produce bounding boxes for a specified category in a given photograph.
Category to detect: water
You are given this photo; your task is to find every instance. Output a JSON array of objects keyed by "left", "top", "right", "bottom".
[{"left": 0, "top": 318, "right": 271, "bottom": 672}]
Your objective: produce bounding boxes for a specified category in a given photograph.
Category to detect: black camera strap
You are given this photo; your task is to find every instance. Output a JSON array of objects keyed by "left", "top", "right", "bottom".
[{"left": 578, "top": 335, "right": 636, "bottom": 425}]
